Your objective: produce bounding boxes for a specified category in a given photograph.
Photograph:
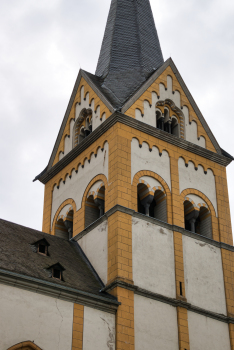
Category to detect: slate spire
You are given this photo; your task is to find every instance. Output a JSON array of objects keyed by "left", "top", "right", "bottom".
[{"left": 95, "top": 0, "right": 164, "bottom": 107}]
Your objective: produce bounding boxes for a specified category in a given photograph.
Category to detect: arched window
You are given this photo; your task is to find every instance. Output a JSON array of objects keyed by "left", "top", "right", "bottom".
[
  {"left": 85, "top": 186, "right": 105, "bottom": 228},
  {"left": 8, "top": 341, "right": 42, "bottom": 350},
  {"left": 156, "top": 110, "right": 164, "bottom": 130},
  {"left": 184, "top": 200, "right": 212, "bottom": 239},
  {"left": 55, "top": 209, "right": 74, "bottom": 240},
  {"left": 137, "top": 183, "right": 167, "bottom": 222},
  {"left": 73, "top": 109, "right": 92, "bottom": 148}
]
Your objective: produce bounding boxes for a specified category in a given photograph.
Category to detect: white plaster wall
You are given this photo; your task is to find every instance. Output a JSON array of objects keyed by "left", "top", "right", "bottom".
[
  {"left": 140, "top": 176, "right": 162, "bottom": 189},
  {"left": 183, "top": 106, "right": 206, "bottom": 147},
  {"left": 134, "top": 294, "right": 179, "bottom": 350},
  {"left": 131, "top": 138, "right": 171, "bottom": 189},
  {"left": 51, "top": 142, "right": 108, "bottom": 227},
  {"left": 60, "top": 87, "right": 104, "bottom": 159},
  {"left": 178, "top": 157, "right": 217, "bottom": 215},
  {"left": 78, "top": 220, "right": 108, "bottom": 284},
  {"left": 89, "top": 180, "right": 104, "bottom": 194},
  {"left": 83, "top": 306, "right": 115, "bottom": 350},
  {"left": 57, "top": 204, "right": 72, "bottom": 219},
  {"left": 159, "top": 76, "right": 181, "bottom": 107},
  {"left": 0, "top": 283, "right": 73, "bottom": 350},
  {"left": 183, "top": 235, "right": 227, "bottom": 315},
  {"left": 188, "top": 312, "right": 231, "bottom": 350},
  {"left": 132, "top": 218, "right": 176, "bottom": 298}
]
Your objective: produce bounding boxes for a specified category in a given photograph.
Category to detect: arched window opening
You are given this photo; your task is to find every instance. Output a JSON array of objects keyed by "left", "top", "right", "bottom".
[
  {"left": 137, "top": 184, "right": 167, "bottom": 222},
  {"left": 73, "top": 109, "right": 92, "bottom": 148},
  {"left": 171, "top": 117, "right": 179, "bottom": 137},
  {"left": 85, "top": 186, "right": 105, "bottom": 228},
  {"left": 55, "top": 210, "right": 73, "bottom": 240},
  {"left": 184, "top": 201, "right": 212, "bottom": 239},
  {"left": 156, "top": 110, "right": 164, "bottom": 130}
]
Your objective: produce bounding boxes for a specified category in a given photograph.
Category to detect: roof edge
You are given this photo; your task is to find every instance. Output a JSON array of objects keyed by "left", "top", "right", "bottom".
[
  {"left": 46, "top": 69, "right": 115, "bottom": 171},
  {"left": 122, "top": 58, "right": 221, "bottom": 155}
]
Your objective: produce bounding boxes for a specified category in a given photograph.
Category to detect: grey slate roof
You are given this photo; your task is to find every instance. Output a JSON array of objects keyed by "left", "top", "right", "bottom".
[
  {"left": 0, "top": 218, "right": 116, "bottom": 301},
  {"left": 95, "top": 0, "right": 164, "bottom": 107}
]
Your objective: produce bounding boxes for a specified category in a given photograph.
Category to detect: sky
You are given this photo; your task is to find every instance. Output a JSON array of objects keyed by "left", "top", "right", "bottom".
[{"left": 0, "top": 0, "right": 234, "bottom": 233}]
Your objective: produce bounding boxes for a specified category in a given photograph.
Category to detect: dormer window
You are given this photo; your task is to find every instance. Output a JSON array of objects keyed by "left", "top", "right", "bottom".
[
  {"left": 47, "top": 263, "right": 65, "bottom": 281},
  {"left": 53, "top": 268, "right": 62, "bottom": 280},
  {"left": 38, "top": 243, "right": 47, "bottom": 255},
  {"left": 30, "top": 238, "right": 50, "bottom": 256}
]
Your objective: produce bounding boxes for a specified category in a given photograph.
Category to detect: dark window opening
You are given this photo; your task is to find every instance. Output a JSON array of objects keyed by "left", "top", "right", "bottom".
[
  {"left": 179, "top": 282, "right": 183, "bottom": 296},
  {"left": 38, "top": 244, "right": 46, "bottom": 255},
  {"left": 85, "top": 187, "right": 105, "bottom": 228},
  {"left": 184, "top": 201, "right": 212, "bottom": 239},
  {"left": 53, "top": 268, "right": 61, "bottom": 280}
]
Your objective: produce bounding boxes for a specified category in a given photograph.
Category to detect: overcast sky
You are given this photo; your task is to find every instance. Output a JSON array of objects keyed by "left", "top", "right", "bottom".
[{"left": 0, "top": 0, "right": 234, "bottom": 234}]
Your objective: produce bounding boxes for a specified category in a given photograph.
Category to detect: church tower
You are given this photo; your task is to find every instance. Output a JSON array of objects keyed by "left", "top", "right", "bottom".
[{"left": 35, "top": 0, "right": 234, "bottom": 349}]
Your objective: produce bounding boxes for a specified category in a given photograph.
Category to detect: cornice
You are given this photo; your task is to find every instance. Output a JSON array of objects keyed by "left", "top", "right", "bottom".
[
  {"left": 37, "top": 112, "right": 232, "bottom": 184},
  {"left": 0, "top": 268, "right": 119, "bottom": 314},
  {"left": 102, "top": 280, "right": 234, "bottom": 324},
  {"left": 72, "top": 205, "right": 234, "bottom": 253}
]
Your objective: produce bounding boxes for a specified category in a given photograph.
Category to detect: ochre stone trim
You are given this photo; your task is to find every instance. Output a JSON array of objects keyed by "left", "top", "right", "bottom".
[
  {"left": 7, "top": 342, "right": 42, "bottom": 350},
  {"left": 177, "top": 307, "right": 190, "bottom": 350},
  {"left": 109, "top": 287, "right": 134, "bottom": 350},
  {"left": 51, "top": 198, "right": 76, "bottom": 236},
  {"left": 72, "top": 303, "right": 84, "bottom": 350},
  {"left": 180, "top": 188, "right": 219, "bottom": 242},
  {"left": 132, "top": 170, "right": 172, "bottom": 225},
  {"left": 124, "top": 63, "right": 217, "bottom": 153},
  {"left": 108, "top": 211, "right": 133, "bottom": 285},
  {"left": 78, "top": 174, "right": 109, "bottom": 235},
  {"left": 54, "top": 77, "right": 112, "bottom": 165}
]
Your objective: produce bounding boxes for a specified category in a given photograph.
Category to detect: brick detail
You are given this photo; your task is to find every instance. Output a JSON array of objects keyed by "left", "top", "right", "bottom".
[
  {"left": 110, "top": 287, "right": 134, "bottom": 350},
  {"left": 72, "top": 303, "right": 84, "bottom": 350},
  {"left": 177, "top": 307, "right": 190, "bottom": 350},
  {"left": 108, "top": 212, "right": 133, "bottom": 284},
  {"left": 173, "top": 231, "right": 186, "bottom": 299},
  {"left": 215, "top": 168, "right": 233, "bottom": 245},
  {"left": 229, "top": 324, "right": 234, "bottom": 350}
]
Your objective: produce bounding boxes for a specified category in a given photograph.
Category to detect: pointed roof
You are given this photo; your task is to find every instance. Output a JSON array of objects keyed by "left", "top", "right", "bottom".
[{"left": 95, "top": 0, "right": 164, "bottom": 107}]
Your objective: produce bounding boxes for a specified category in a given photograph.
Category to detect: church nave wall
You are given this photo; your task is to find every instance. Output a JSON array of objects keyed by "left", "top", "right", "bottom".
[{"left": 0, "top": 284, "right": 74, "bottom": 350}]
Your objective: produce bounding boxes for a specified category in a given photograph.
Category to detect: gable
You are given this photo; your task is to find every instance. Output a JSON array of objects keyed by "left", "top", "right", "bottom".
[
  {"left": 122, "top": 59, "right": 220, "bottom": 154},
  {"left": 49, "top": 71, "right": 115, "bottom": 168}
]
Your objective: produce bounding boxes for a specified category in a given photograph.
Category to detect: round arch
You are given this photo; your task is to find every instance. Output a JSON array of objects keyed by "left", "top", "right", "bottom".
[
  {"left": 180, "top": 188, "right": 219, "bottom": 241},
  {"left": 51, "top": 198, "right": 76, "bottom": 236},
  {"left": 8, "top": 341, "right": 42, "bottom": 350},
  {"left": 132, "top": 170, "right": 172, "bottom": 224}
]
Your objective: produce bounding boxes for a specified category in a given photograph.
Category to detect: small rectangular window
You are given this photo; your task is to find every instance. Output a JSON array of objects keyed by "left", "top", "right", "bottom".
[
  {"left": 53, "top": 268, "right": 61, "bottom": 280},
  {"left": 180, "top": 282, "right": 183, "bottom": 296},
  {"left": 38, "top": 244, "right": 46, "bottom": 255}
]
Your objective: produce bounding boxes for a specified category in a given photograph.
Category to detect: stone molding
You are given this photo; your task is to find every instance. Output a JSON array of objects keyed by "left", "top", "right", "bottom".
[
  {"left": 72, "top": 205, "right": 234, "bottom": 253},
  {"left": 36, "top": 112, "right": 232, "bottom": 184},
  {"left": 0, "top": 268, "right": 119, "bottom": 314},
  {"left": 102, "top": 279, "right": 234, "bottom": 325}
]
